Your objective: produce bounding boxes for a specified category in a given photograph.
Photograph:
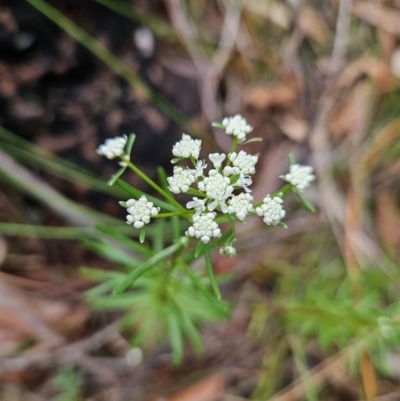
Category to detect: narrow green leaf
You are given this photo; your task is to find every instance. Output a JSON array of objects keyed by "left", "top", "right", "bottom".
[
  {"left": 277, "top": 222, "right": 288, "bottom": 229},
  {"left": 119, "top": 201, "right": 127, "bottom": 208},
  {"left": 294, "top": 192, "right": 316, "bottom": 213},
  {"left": 152, "top": 219, "right": 165, "bottom": 253},
  {"left": 139, "top": 227, "right": 146, "bottom": 244},
  {"left": 80, "top": 266, "right": 126, "bottom": 281},
  {"left": 289, "top": 153, "right": 297, "bottom": 165},
  {"left": 83, "top": 240, "right": 139, "bottom": 266},
  {"left": 195, "top": 241, "right": 204, "bottom": 258},
  {"left": 116, "top": 179, "right": 178, "bottom": 212},
  {"left": 113, "top": 238, "right": 187, "bottom": 294},
  {"left": 108, "top": 166, "right": 127, "bottom": 186},
  {"left": 171, "top": 157, "right": 183, "bottom": 164},
  {"left": 157, "top": 166, "right": 172, "bottom": 194},
  {"left": 171, "top": 215, "right": 181, "bottom": 241},
  {"left": 166, "top": 311, "right": 183, "bottom": 364},
  {"left": 95, "top": 225, "right": 151, "bottom": 257},
  {"left": 212, "top": 122, "right": 224, "bottom": 129},
  {"left": 203, "top": 244, "right": 221, "bottom": 300},
  {"left": 126, "top": 133, "right": 136, "bottom": 157},
  {"left": 180, "top": 313, "right": 203, "bottom": 353}
]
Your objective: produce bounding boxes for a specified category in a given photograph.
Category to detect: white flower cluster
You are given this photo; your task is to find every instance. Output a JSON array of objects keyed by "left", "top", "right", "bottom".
[
  {"left": 255, "top": 195, "right": 285, "bottom": 225},
  {"left": 97, "top": 135, "right": 127, "bottom": 159},
  {"left": 100, "top": 116, "right": 315, "bottom": 247},
  {"left": 167, "top": 166, "right": 195, "bottom": 194},
  {"left": 186, "top": 212, "right": 221, "bottom": 244},
  {"left": 284, "top": 164, "right": 315, "bottom": 192},
  {"left": 172, "top": 134, "right": 201, "bottom": 159},
  {"left": 125, "top": 196, "right": 160, "bottom": 228},
  {"left": 169, "top": 115, "right": 289, "bottom": 243},
  {"left": 222, "top": 115, "right": 253, "bottom": 142}
]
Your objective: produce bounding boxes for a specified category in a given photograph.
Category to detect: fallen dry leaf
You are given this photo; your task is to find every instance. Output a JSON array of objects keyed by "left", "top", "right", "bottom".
[
  {"left": 276, "top": 114, "right": 308, "bottom": 142},
  {"left": 353, "top": 2, "right": 400, "bottom": 36},
  {"left": 167, "top": 374, "right": 224, "bottom": 401},
  {"left": 244, "top": 82, "right": 298, "bottom": 110}
]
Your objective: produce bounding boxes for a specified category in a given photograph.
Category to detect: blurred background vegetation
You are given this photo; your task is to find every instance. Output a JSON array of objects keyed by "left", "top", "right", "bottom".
[{"left": 1, "top": 0, "right": 400, "bottom": 400}]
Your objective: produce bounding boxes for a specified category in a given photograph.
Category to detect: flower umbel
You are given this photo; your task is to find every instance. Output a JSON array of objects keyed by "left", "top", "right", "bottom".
[
  {"left": 97, "top": 135, "right": 127, "bottom": 159},
  {"left": 186, "top": 212, "right": 221, "bottom": 243},
  {"left": 284, "top": 164, "right": 315, "bottom": 192},
  {"left": 222, "top": 115, "right": 253, "bottom": 143},
  {"left": 228, "top": 193, "right": 254, "bottom": 221},
  {"left": 126, "top": 196, "right": 160, "bottom": 228},
  {"left": 172, "top": 133, "right": 202, "bottom": 159},
  {"left": 198, "top": 172, "right": 234, "bottom": 213},
  {"left": 167, "top": 166, "right": 195, "bottom": 194},
  {"left": 226, "top": 151, "right": 258, "bottom": 176},
  {"left": 256, "top": 195, "right": 285, "bottom": 226}
]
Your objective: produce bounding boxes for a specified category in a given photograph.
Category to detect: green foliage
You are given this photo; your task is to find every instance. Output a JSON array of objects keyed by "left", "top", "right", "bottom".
[
  {"left": 86, "top": 248, "right": 230, "bottom": 364},
  {"left": 52, "top": 365, "right": 83, "bottom": 401},
  {"left": 279, "top": 260, "right": 400, "bottom": 374}
]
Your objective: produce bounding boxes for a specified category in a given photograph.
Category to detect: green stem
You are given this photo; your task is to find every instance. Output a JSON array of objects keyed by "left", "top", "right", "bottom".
[
  {"left": 154, "top": 211, "right": 192, "bottom": 218},
  {"left": 122, "top": 157, "right": 185, "bottom": 211},
  {"left": 203, "top": 244, "right": 221, "bottom": 300}
]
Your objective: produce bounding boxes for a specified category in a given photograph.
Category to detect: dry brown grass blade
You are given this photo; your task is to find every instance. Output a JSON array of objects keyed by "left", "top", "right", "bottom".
[
  {"left": 357, "top": 118, "right": 400, "bottom": 179},
  {"left": 266, "top": 353, "right": 347, "bottom": 401},
  {"left": 361, "top": 353, "right": 378, "bottom": 399}
]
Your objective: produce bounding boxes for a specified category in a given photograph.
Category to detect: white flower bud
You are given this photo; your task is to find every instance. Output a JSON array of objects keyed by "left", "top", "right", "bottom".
[{"left": 220, "top": 245, "right": 237, "bottom": 257}]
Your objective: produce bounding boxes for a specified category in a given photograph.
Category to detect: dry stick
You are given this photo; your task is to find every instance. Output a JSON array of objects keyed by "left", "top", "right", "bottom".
[
  {"left": 0, "top": 280, "right": 62, "bottom": 346},
  {"left": 0, "top": 321, "right": 120, "bottom": 374},
  {"left": 165, "top": 0, "right": 241, "bottom": 127},
  {"left": 330, "top": 0, "right": 353, "bottom": 76},
  {"left": 0, "top": 150, "right": 114, "bottom": 227}
]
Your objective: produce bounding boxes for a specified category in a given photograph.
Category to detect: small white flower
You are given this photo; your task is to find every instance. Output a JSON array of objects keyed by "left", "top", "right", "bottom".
[
  {"left": 167, "top": 166, "right": 195, "bottom": 194},
  {"left": 209, "top": 153, "right": 226, "bottom": 169},
  {"left": 235, "top": 174, "right": 253, "bottom": 193},
  {"left": 172, "top": 133, "right": 201, "bottom": 159},
  {"left": 186, "top": 212, "right": 221, "bottom": 243},
  {"left": 126, "top": 196, "right": 160, "bottom": 229},
  {"left": 222, "top": 114, "right": 253, "bottom": 142},
  {"left": 186, "top": 197, "right": 206, "bottom": 216},
  {"left": 227, "top": 151, "right": 258, "bottom": 176},
  {"left": 255, "top": 195, "right": 285, "bottom": 226},
  {"left": 97, "top": 135, "right": 127, "bottom": 159},
  {"left": 220, "top": 245, "right": 237, "bottom": 257},
  {"left": 188, "top": 160, "right": 207, "bottom": 178},
  {"left": 284, "top": 164, "right": 315, "bottom": 192},
  {"left": 228, "top": 193, "right": 254, "bottom": 221},
  {"left": 198, "top": 172, "right": 233, "bottom": 213}
]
